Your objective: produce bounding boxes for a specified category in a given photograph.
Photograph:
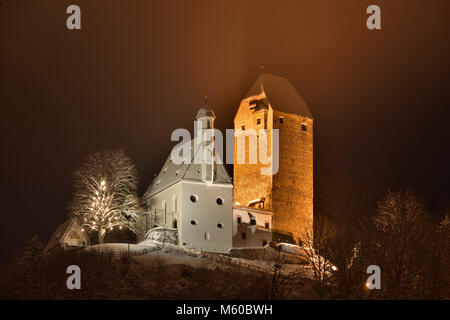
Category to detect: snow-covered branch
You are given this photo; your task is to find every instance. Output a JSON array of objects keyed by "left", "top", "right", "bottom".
[{"left": 69, "top": 150, "right": 141, "bottom": 244}]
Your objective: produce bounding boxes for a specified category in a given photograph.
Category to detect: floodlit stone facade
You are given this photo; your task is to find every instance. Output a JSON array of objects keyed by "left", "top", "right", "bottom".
[{"left": 233, "top": 74, "right": 313, "bottom": 244}]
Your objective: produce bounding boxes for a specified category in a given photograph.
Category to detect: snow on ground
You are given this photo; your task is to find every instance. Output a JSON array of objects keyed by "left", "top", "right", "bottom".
[
  {"left": 86, "top": 243, "right": 159, "bottom": 255},
  {"left": 277, "top": 242, "right": 306, "bottom": 256},
  {"left": 86, "top": 241, "right": 316, "bottom": 279},
  {"left": 275, "top": 243, "right": 337, "bottom": 274},
  {"left": 133, "top": 241, "right": 208, "bottom": 267}
]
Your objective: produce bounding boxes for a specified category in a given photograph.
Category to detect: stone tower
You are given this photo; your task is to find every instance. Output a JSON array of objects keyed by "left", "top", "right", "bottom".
[{"left": 233, "top": 73, "right": 313, "bottom": 243}]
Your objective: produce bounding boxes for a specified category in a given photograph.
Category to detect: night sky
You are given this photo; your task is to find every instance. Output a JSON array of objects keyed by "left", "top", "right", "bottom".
[{"left": 1, "top": 0, "right": 450, "bottom": 263}]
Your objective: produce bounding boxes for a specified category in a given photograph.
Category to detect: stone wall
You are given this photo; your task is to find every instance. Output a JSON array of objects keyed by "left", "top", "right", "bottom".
[
  {"left": 272, "top": 111, "right": 313, "bottom": 243},
  {"left": 233, "top": 97, "right": 314, "bottom": 245},
  {"left": 233, "top": 96, "right": 273, "bottom": 209}
]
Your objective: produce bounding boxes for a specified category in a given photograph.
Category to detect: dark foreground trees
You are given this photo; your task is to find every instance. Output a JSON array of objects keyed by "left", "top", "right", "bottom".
[
  {"left": 0, "top": 237, "right": 315, "bottom": 299},
  {"left": 2, "top": 189, "right": 447, "bottom": 300},
  {"left": 316, "top": 189, "right": 449, "bottom": 299}
]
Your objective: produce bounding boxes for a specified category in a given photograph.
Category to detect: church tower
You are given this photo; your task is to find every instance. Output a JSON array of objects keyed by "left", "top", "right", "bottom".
[
  {"left": 233, "top": 73, "right": 313, "bottom": 243},
  {"left": 195, "top": 108, "right": 216, "bottom": 184}
]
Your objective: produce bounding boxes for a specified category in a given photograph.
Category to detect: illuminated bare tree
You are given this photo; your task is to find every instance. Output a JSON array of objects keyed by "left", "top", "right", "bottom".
[
  {"left": 299, "top": 217, "right": 337, "bottom": 298},
  {"left": 70, "top": 150, "right": 140, "bottom": 244}
]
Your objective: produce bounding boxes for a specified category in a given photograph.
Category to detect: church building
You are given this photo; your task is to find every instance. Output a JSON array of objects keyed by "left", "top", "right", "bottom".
[
  {"left": 46, "top": 74, "right": 313, "bottom": 255},
  {"left": 143, "top": 108, "right": 233, "bottom": 253},
  {"left": 141, "top": 73, "right": 313, "bottom": 252}
]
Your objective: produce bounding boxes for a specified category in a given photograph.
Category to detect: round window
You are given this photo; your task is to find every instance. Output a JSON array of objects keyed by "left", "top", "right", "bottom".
[
  {"left": 217, "top": 223, "right": 224, "bottom": 229},
  {"left": 190, "top": 195, "right": 199, "bottom": 203},
  {"left": 216, "top": 197, "right": 224, "bottom": 205},
  {"left": 191, "top": 220, "right": 198, "bottom": 225}
]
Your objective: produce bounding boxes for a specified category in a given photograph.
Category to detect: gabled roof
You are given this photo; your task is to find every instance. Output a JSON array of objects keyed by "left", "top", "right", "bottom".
[
  {"left": 45, "top": 218, "right": 85, "bottom": 253},
  {"left": 244, "top": 73, "right": 312, "bottom": 118},
  {"left": 45, "top": 220, "right": 72, "bottom": 253},
  {"left": 144, "top": 139, "right": 232, "bottom": 198}
]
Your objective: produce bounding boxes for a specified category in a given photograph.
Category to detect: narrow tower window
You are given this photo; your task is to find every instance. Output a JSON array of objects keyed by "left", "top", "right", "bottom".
[
  {"left": 302, "top": 123, "right": 307, "bottom": 132},
  {"left": 279, "top": 117, "right": 284, "bottom": 124}
]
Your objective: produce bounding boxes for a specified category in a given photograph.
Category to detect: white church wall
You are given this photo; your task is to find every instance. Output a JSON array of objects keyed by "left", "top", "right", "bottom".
[
  {"left": 180, "top": 181, "right": 233, "bottom": 253},
  {"left": 147, "top": 183, "right": 181, "bottom": 231}
]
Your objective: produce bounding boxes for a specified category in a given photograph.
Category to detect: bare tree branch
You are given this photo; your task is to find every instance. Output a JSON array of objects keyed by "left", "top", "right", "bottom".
[{"left": 69, "top": 150, "right": 141, "bottom": 244}]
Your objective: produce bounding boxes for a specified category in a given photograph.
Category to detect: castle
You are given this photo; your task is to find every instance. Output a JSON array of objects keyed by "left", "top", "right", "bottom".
[
  {"left": 232, "top": 74, "right": 313, "bottom": 246},
  {"left": 141, "top": 73, "right": 313, "bottom": 252},
  {"left": 46, "top": 73, "right": 313, "bottom": 254}
]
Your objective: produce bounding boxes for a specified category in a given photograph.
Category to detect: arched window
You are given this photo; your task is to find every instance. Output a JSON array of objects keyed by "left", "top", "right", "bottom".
[{"left": 173, "top": 219, "right": 177, "bottom": 229}]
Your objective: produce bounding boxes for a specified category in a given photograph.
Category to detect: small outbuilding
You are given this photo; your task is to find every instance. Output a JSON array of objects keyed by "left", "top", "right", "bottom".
[{"left": 45, "top": 218, "right": 89, "bottom": 254}]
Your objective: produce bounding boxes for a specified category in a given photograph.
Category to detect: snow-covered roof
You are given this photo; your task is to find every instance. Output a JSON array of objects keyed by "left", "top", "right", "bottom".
[
  {"left": 144, "top": 138, "right": 232, "bottom": 198},
  {"left": 45, "top": 220, "right": 72, "bottom": 253},
  {"left": 244, "top": 73, "right": 312, "bottom": 118},
  {"left": 233, "top": 204, "right": 273, "bottom": 216},
  {"left": 44, "top": 218, "right": 88, "bottom": 253},
  {"left": 196, "top": 107, "right": 215, "bottom": 119}
]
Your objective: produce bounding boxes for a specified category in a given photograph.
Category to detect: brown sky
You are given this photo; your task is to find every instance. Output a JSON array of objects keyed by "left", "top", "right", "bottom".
[{"left": 1, "top": 0, "right": 450, "bottom": 262}]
